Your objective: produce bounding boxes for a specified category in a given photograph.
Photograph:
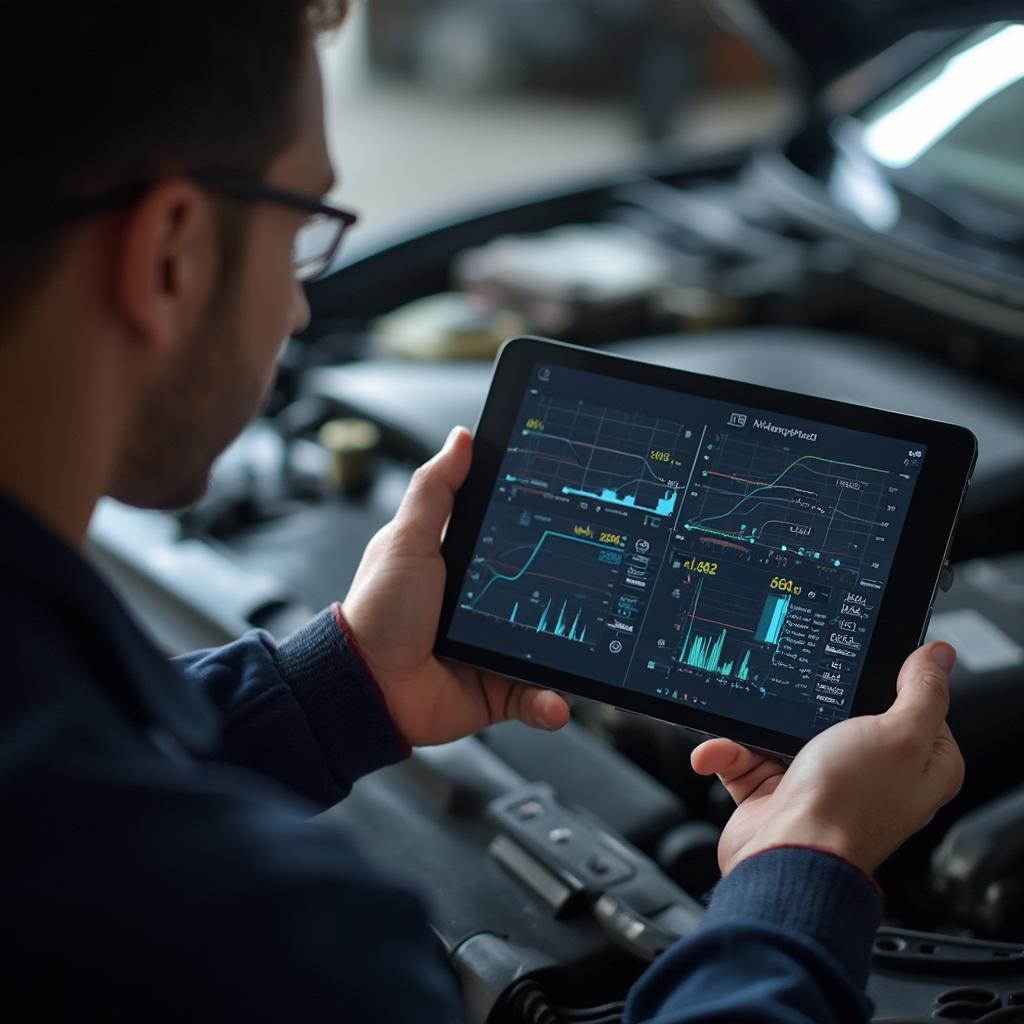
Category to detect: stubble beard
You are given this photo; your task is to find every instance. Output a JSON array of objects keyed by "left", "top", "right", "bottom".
[{"left": 108, "top": 293, "right": 274, "bottom": 512}]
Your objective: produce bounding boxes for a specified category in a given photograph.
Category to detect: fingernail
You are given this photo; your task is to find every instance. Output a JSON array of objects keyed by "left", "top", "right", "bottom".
[
  {"left": 535, "top": 696, "right": 561, "bottom": 730},
  {"left": 444, "top": 426, "right": 465, "bottom": 450},
  {"left": 929, "top": 642, "right": 956, "bottom": 672}
]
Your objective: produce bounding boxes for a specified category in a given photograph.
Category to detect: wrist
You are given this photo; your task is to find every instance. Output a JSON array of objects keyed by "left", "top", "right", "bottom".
[
  {"left": 729, "top": 814, "right": 866, "bottom": 877},
  {"left": 331, "top": 603, "right": 410, "bottom": 756}
]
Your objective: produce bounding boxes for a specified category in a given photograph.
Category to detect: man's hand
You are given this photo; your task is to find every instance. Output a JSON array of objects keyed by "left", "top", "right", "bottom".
[
  {"left": 692, "top": 642, "right": 964, "bottom": 877},
  {"left": 341, "top": 426, "right": 570, "bottom": 747}
]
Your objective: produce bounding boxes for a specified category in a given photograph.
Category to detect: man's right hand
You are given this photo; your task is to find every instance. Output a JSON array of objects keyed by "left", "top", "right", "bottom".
[{"left": 691, "top": 641, "right": 965, "bottom": 877}]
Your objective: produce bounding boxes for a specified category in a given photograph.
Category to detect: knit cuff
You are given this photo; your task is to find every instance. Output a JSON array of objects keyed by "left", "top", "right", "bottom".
[
  {"left": 703, "top": 846, "right": 882, "bottom": 990},
  {"left": 275, "top": 604, "right": 410, "bottom": 791}
]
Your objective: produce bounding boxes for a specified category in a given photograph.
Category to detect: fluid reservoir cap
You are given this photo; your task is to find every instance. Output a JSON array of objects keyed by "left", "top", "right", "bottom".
[{"left": 318, "top": 417, "right": 381, "bottom": 495}]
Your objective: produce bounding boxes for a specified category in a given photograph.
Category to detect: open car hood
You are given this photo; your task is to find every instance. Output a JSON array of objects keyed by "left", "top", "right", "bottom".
[{"left": 709, "top": 0, "right": 1024, "bottom": 93}]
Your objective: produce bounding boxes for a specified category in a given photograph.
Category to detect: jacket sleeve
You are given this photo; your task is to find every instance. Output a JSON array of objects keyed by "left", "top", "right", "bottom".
[
  {"left": 625, "top": 847, "right": 881, "bottom": 1024},
  {"left": 9, "top": 710, "right": 461, "bottom": 1024},
  {"left": 173, "top": 603, "right": 409, "bottom": 806}
]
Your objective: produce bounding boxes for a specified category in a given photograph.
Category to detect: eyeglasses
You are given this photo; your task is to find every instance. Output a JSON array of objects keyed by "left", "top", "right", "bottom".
[
  {"left": 193, "top": 171, "right": 358, "bottom": 282},
  {"left": 53, "top": 170, "right": 359, "bottom": 283}
]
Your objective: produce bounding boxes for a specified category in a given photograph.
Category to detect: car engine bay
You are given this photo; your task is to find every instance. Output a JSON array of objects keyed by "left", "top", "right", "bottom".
[{"left": 87, "top": 21, "right": 1024, "bottom": 1023}]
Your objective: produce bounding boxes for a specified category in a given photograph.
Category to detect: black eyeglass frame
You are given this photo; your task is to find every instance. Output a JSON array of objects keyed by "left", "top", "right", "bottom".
[{"left": 51, "top": 170, "right": 359, "bottom": 282}]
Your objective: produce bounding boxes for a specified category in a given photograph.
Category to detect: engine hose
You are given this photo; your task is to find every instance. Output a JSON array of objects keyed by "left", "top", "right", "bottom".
[{"left": 505, "top": 979, "right": 562, "bottom": 1024}]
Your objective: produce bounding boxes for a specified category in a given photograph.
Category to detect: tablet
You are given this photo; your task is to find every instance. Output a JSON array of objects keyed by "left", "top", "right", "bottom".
[{"left": 436, "top": 337, "right": 977, "bottom": 757}]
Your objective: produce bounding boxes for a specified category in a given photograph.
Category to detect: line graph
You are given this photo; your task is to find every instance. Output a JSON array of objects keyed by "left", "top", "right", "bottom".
[
  {"left": 466, "top": 528, "right": 622, "bottom": 606},
  {"left": 639, "top": 567, "right": 778, "bottom": 690},
  {"left": 676, "top": 578, "right": 757, "bottom": 680},
  {"left": 638, "top": 555, "right": 833, "bottom": 716},
  {"left": 682, "top": 437, "right": 892, "bottom": 569},
  {"left": 452, "top": 500, "right": 630, "bottom": 656},
  {"left": 518, "top": 429, "right": 679, "bottom": 489},
  {"left": 504, "top": 396, "right": 698, "bottom": 520},
  {"left": 509, "top": 595, "right": 590, "bottom": 643}
]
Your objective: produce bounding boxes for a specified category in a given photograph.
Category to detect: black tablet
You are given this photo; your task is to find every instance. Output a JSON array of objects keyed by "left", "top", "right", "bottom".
[{"left": 436, "top": 337, "right": 977, "bottom": 757}]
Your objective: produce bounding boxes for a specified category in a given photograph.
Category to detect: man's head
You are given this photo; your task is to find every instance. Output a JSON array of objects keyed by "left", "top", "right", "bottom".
[{"left": 0, "top": 2, "right": 349, "bottom": 513}]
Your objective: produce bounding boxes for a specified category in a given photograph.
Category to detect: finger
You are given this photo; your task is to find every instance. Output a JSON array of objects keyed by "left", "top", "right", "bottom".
[
  {"left": 482, "top": 675, "right": 570, "bottom": 731},
  {"left": 392, "top": 426, "right": 472, "bottom": 555},
  {"left": 889, "top": 641, "right": 955, "bottom": 734},
  {"left": 691, "top": 738, "right": 761, "bottom": 777},
  {"left": 692, "top": 738, "right": 785, "bottom": 805},
  {"left": 518, "top": 687, "right": 571, "bottom": 731}
]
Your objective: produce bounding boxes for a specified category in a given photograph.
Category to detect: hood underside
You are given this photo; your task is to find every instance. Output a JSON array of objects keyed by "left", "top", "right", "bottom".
[{"left": 709, "top": 0, "right": 1024, "bottom": 92}]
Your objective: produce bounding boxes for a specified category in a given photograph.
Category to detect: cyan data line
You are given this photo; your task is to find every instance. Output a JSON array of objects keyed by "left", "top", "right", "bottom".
[
  {"left": 737, "top": 650, "right": 751, "bottom": 681},
  {"left": 679, "top": 576, "right": 704, "bottom": 664},
  {"left": 471, "top": 530, "right": 624, "bottom": 608},
  {"left": 681, "top": 628, "right": 754, "bottom": 680},
  {"left": 516, "top": 594, "right": 587, "bottom": 642},
  {"left": 554, "top": 599, "right": 568, "bottom": 636},
  {"left": 687, "top": 455, "right": 888, "bottom": 532},
  {"left": 536, "top": 598, "right": 552, "bottom": 633},
  {"left": 569, "top": 608, "right": 581, "bottom": 640},
  {"left": 561, "top": 485, "right": 677, "bottom": 517},
  {"left": 683, "top": 628, "right": 728, "bottom": 673}
]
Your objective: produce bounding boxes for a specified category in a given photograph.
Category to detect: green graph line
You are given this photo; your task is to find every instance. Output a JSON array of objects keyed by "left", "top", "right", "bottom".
[{"left": 687, "top": 454, "right": 889, "bottom": 532}]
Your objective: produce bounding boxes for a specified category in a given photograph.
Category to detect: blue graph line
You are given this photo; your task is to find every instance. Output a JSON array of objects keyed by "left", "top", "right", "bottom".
[
  {"left": 471, "top": 530, "right": 623, "bottom": 608},
  {"left": 688, "top": 456, "right": 888, "bottom": 532}
]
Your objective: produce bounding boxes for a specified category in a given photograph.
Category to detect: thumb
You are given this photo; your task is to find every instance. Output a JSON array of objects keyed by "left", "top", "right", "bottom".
[
  {"left": 888, "top": 641, "right": 955, "bottom": 734},
  {"left": 392, "top": 426, "right": 472, "bottom": 555},
  {"left": 692, "top": 738, "right": 784, "bottom": 806}
]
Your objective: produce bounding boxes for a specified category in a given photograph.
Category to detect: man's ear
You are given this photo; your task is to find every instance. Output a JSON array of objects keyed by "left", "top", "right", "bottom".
[{"left": 114, "top": 179, "right": 219, "bottom": 354}]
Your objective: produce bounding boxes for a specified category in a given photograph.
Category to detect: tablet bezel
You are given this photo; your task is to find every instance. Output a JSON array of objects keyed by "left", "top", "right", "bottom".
[{"left": 436, "top": 336, "right": 977, "bottom": 757}]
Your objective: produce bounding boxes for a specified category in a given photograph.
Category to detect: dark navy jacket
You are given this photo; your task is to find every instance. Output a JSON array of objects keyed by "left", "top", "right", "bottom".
[{"left": 1, "top": 495, "right": 880, "bottom": 1021}]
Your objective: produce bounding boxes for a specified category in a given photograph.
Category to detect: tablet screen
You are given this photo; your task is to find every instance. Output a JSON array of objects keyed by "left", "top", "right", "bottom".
[{"left": 446, "top": 361, "right": 927, "bottom": 741}]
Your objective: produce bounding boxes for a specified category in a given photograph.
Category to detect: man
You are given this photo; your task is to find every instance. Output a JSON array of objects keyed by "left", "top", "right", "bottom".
[{"left": 0, "top": 3, "right": 963, "bottom": 1021}]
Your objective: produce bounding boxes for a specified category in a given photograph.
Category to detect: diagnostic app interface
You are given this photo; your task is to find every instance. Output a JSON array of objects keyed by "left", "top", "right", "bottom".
[{"left": 447, "top": 364, "right": 926, "bottom": 739}]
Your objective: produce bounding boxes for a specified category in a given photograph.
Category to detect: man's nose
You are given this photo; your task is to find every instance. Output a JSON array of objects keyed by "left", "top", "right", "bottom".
[{"left": 290, "top": 278, "right": 311, "bottom": 336}]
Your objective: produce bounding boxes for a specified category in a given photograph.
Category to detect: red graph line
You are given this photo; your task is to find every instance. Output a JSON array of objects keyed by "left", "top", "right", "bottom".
[
  {"left": 708, "top": 470, "right": 768, "bottom": 487},
  {"left": 692, "top": 615, "right": 755, "bottom": 633},
  {"left": 698, "top": 537, "right": 751, "bottom": 554},
  {"left": 487, "top": 560, "right": 607, "bottom": 595},
  {"left": 519, "top": 454, "right": 586, "bottom": 470}
]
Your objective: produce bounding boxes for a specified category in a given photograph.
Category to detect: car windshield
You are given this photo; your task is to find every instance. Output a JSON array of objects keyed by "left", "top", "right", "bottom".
[
  {"left": 828, "top": 23, "right": 1024, "bottom": 250},
  {"left": 862, "top": 23, "right": 1024, "bottom": 213}
]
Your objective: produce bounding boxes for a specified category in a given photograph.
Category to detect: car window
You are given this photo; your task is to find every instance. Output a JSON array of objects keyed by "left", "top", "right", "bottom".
[
  {"left": 861, "top": 23, "right": 1024, "bottom": 215},
  {"left": 821, "top": 22, "right": 1024, "bottom": 267}
]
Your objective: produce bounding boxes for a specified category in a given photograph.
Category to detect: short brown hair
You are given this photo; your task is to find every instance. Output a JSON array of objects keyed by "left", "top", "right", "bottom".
[{"left": 0, "top": 1, "right": 349, "bottom": 320}]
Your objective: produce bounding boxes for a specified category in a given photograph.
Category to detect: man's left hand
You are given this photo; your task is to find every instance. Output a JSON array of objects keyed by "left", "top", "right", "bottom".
[{"left": 341, "top": 426, "right": 571, "bottom": 747}]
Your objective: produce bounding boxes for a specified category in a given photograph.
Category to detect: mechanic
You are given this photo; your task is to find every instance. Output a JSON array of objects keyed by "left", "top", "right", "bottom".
[{"left": 0, "top": 3, "right": 964, "bottom": 1021}]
